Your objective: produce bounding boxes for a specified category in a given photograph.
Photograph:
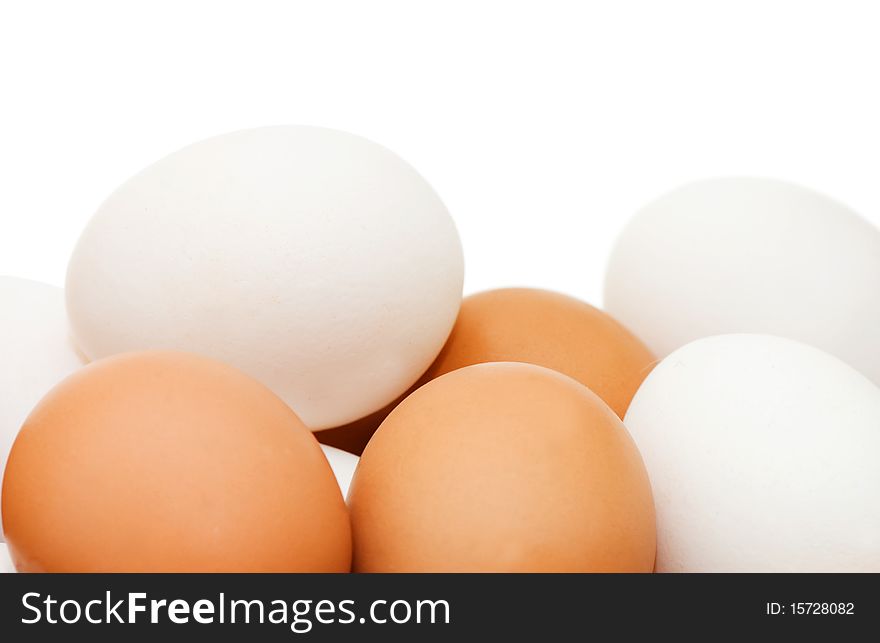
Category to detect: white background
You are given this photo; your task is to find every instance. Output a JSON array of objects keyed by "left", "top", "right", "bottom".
[{"left": 2, "top": 0, "right": 879, "bottom": 305}]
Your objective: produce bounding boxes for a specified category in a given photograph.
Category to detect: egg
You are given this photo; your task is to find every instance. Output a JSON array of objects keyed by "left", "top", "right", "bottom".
[
  {"left": 0, "top": 543, "right": 13, "bottom": 573},
  {"left": 420, "top": 288, "right": 655, "bottom": 417},
  {"left": 0, "top": 276, "right": 88, "bottom": 541},
  {"left": 320, "top": 287, "right": 656, "bottom": 454},
  {"left": 624, "top": 334, "right": 880, "bottom": 572},
  {"left": 320, "top": 445, "right": 358, "bottom": 500},
  {"left": 65, "top": 125, "right": 464, "bottom": 430},
  {"left": 604, "top": 177, "right": 880, "bottom": 384},
  {"left": 349, "top": 362, "right": 656, "bottom": 572},
  {"left": 2, "top": 351, "right": 351, "bottom": 572}
]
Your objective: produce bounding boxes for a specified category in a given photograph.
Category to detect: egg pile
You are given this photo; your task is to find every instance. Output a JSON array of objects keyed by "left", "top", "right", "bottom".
[{"left": 2, "top": 126, "right": 880, "bottom": 573}]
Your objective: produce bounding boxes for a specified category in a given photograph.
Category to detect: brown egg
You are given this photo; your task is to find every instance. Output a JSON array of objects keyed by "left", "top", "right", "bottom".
[
  {"left": 422, "top": 288, "right": 656, "bottom": 418},
  {"left": 319, "top": 287, "right": 656, "bottom": 454},
  {"left": 2, "top": 351, "right": 351, "bottom": 572},
  {"left": 349, "top": 362, "right": 656, "bottom": 572}
]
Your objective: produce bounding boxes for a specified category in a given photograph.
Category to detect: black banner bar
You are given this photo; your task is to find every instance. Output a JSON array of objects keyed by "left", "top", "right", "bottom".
[{"left": 0, "top": 573, "right": 875, "bottom": 640}]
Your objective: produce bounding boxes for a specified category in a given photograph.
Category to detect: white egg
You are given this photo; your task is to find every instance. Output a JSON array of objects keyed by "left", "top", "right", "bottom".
[
  {"left": 0, "top": 277, "right": 88, "bottom": 541},
  {"left": 66, "top": 126, "right": 464, "bottom": 429},
  {"left": 0, "top": 542, "right": 14, "bottom": 572},
  {"left": 604, "top": 177, "right": 880, "bottom": 384},
  {"left": 320, "top": 445, "right": 359, "bottom": 501},
  {"left": 624, "top": 334, "right": 880, "bottom": 572}
]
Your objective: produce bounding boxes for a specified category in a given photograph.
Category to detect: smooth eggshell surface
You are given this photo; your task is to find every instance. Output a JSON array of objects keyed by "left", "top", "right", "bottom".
[
  {"left": 66, "top": 125, "right": 464, "bottom": 429},
  {"left": 604, "top": 177, "right": 880, "bottom": 384},
  {"left": 349, "top": 362, "right": 656, "bottom": 572},
  {"left": 0, "top": 276, "right": 88, "bottom": 542},
  {"left": 2, "top": 351, "right": 351, "bottom": 572},
  {"left": 624, "top": 334, "right": 880, "bottom": 572},
  {"left": 418, "top": 288, "right": 656, "bottom": 418}
]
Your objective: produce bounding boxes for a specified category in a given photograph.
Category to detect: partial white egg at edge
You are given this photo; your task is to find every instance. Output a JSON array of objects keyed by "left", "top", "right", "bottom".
[
  {"left": 624, "top": 333, "right": 880, "bottom": 572},
  {"left": 604, "top": 177, "right": 880, "bottom": 385},
  {"left": 0, "top": 542, "right": 14, "bottom": 573}
]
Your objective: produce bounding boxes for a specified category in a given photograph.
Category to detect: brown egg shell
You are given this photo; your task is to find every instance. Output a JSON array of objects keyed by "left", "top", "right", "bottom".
[
  {"left": 2, "top": 351, "right": 352, "bottom": 573},
  {"left": 348, "top": 362, "right": 657, "bottom": 572}
]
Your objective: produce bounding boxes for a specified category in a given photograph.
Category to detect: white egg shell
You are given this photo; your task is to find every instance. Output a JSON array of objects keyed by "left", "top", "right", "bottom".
[
  {"left": 0, "top": 277, "right": 88, "bottom": 541},
  {"left": 66, "top": 126, "right": 464, "bottom": 429},
  {"left": 624, "top": 333, "right": 880, "bottom": 572},
  {"left": 0, "top": 542, "right": 14, "bottom": 573},
  {"left": 320, "top": 445, "right": 358, "bottom": 501},
  {"left": 604, "top": 177, "right": 880, "bottom": 384}
]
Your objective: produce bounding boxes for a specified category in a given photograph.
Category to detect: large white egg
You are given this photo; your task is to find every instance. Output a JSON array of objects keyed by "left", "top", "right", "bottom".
[
  {"left": 0, "top": 277, "right": 87, "bottom": 541},
  {"left": 604, "top": 177, "right": 880, "bottom": 384},
  {"left": 320, "top": 445, "right": 358, "bottom": 500},
  {"left": 66, "top": 126, "right": 464, "bottom": 429},
  {"left": 624, "top": 333, "right": 880, "bottom": 572}
]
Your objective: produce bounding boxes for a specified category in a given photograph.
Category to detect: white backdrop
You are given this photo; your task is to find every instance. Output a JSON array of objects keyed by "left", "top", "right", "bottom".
[{"left": 2, "top": 0, "right": 879, "bottom": 305}]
